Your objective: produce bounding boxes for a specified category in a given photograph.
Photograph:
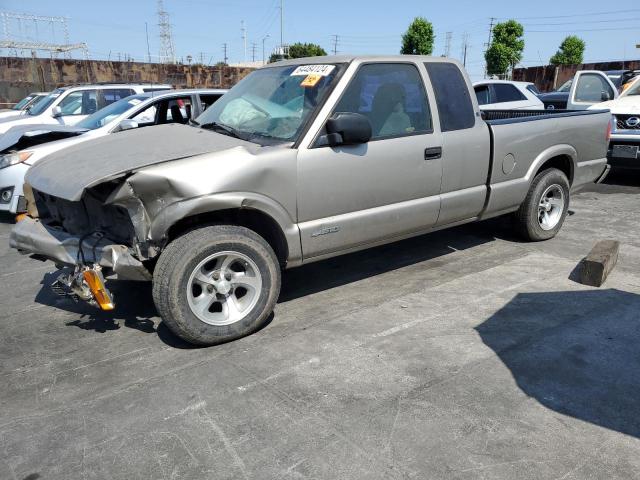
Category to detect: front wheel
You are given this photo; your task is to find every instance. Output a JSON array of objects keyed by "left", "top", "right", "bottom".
[
  {"left": 514, "top": 168, "right": 570, "bottom": 241},
  {"left": 152, "top": 225, "right": 281, "bottom": 346}
]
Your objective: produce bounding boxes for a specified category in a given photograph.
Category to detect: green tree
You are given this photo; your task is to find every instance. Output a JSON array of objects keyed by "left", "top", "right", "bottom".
[
  {"left": 401, "top": 17, "right": 435, "bottom": 55},
  {"left": 269, "top": 42, "right": 327, "bottom": 63},
  {"left": 550, "top": 36, "right": 585, "bottom": 65},
  {"left": 485, "top": 19, "right": 525, "bottom": 77}
]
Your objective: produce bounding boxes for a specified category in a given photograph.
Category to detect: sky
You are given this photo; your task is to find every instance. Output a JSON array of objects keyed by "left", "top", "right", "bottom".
[{"left": 1, "top": 0, "right": 639, "bottom": 81}]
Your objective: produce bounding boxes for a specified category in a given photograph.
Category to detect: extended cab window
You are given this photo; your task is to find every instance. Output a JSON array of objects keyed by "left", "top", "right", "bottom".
[
  {"left": 333, "top": 63, "right": 432, "bottom": 139},
  {"left": 425, "top": 62, "right": 475, "bottom": 132},
  {"left": 493, "top": 84, "right": 527, "bottom": 103}
]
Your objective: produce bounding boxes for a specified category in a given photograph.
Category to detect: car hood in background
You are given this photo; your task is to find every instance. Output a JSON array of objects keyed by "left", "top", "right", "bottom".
[
  {"left": 26, "top": 123, "right": 260, "bottom": 201},
  {"left": 0, "top": 124, "right": 88, "bottom": 154},
  {"left": 592, "top": 96, "right": 640, "bottom": 114}
]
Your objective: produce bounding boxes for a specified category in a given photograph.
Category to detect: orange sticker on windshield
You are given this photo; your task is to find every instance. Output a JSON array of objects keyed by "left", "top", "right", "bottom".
[{"left": 300, "top": 74, "right": 322, "bottom": 88}]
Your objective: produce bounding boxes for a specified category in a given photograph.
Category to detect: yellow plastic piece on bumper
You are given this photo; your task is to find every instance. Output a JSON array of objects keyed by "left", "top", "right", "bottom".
[{"left": 82, "top": 269, "right": 115, "bottom": 311}]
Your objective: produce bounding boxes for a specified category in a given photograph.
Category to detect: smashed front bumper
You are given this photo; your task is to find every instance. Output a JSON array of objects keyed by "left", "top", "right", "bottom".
[{"left": 10, "top": 216, "right": 152, "bottom": 281}]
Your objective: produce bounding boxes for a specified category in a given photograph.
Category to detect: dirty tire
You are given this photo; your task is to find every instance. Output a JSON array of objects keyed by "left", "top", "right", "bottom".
[
  {"left": 514, "top": 168, "right": 570, "bottom": 241},
  {"left": 152, "top": 225, "right": 281, "bottom": 346}
]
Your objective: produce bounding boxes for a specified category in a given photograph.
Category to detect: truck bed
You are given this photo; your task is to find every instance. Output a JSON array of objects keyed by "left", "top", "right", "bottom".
[{"left": 480, "top": 108, "right": 611, "bottom": 219}]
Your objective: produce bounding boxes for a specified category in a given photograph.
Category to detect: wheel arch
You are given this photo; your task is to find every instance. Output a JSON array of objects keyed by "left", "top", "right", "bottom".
[
  {"left": 149, "top": 192, "right": 302, "bottom": 267},
  {"left": 528, "top": 145, "right": 577, "bottom": 186}
]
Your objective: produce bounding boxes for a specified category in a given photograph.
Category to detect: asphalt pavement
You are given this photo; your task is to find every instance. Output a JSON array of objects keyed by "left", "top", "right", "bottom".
[{"left": 1, "top": 171, "right": 639, "bottom": 480}]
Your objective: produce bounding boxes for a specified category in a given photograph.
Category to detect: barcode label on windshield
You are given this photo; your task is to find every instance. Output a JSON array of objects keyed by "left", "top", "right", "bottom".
[{"left": 290, "top": 65, "right": 335, "bottom": 77}]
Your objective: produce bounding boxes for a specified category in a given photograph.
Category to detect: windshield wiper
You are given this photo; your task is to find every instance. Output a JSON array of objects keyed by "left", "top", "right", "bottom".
[{"left": 199, "top": 121, "right": 246, "bottom": 140}]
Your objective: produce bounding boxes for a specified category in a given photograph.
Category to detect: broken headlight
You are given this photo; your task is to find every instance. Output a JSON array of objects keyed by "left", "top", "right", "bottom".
[{"left": 0, "top": 151, "right": 33, "bottom": 170}]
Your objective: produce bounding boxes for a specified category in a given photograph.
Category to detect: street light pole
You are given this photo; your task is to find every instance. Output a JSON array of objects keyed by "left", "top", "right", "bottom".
[{"left": 262, "top": 34, "right": 270, "bottom": 65}]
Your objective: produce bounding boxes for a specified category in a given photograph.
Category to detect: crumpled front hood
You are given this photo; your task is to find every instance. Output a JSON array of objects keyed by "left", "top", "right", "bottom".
[
  {"left": 26, "top": 123, "right": 258, "bottom": 201},
  {"left": 0, "top": 123, "right": 88, "bottom": 154},
  {"left": 596, "top": 96, "right": 640, "bottom": 115}
]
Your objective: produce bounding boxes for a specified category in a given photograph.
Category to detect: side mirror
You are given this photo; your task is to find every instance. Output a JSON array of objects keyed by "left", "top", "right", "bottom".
[
  {"left": 51, "top": 106, "right": 62, "bottom": 118},
  {"left": 601, "top": 91, "right": 611, "bottom": 102},
  {"left": 322, "top": 112, "right": 372, "bottom": 147},
  {"left": 116, "top": 119, "right": 139, "bottom": 132}
]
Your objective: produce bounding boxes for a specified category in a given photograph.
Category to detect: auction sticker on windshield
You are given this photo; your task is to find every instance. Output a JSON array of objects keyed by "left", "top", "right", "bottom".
[
  {"left": 290, "top": 65, "right": 335, "bottom": 76},
  {"left": 300, "top": 74, "right": 323, "bottom": 88}
]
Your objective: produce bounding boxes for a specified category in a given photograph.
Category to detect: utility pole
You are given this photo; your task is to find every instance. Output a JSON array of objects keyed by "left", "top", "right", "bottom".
[
  {"left": 241, "top": 20, "right": 247, "bottom": 63},
  {"left": 444, "top": 32, "right": 452, "bottom": 58},
  {"left": 461, "top": 32, "right": 469, "bottom": 67},
  {"left": 199, "top": 51, "right": 204, "bottom": 64},
  {"left": 484, "top": 17, "right": 496, "bottom": 78},
  {"left": 331, "top": 34, "right": 339, "bottom": 55},
  {"left": 145, "top": 22, "right": 151, "bottom": 63},
  {"left": 251, "top": 42, "right": 257, "bottom": 62},
  {"left": 280, "top": 0, "right": 284, "bottom": 54},
  {"left": 262, "top": 34, "right": 270, "bottom": 65},
  {"left": 222, "top": 43, "right": 228, "bottom": 64}
]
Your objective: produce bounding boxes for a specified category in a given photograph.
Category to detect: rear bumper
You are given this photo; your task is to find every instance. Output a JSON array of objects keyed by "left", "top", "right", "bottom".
[{"left": 10, "top": 217, "right": 151, "bottom": 281}]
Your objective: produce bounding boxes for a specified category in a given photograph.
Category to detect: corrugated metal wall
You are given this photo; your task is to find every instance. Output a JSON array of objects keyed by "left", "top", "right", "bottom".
[
  {"left": 513, "top": 61, "right": 640, "bottom": 93},
  {"left": 0, "top": 57, "right": 254, "bottom": 106}
]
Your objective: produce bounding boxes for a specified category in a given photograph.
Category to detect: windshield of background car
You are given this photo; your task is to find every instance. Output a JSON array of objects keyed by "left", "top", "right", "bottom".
[
  {"left": 76, "top": 95, "right": 147, "bottom": 130},
  {"left": 12, "top": 95, "right": 36, "bottom": 110},
  {"left": 195, "top": 63, "right": 344, "bottom": 144},
  {"left": 28, "top": 89, "right": 65, "bottom": 115},
  {"left": 557, "top": 80, "right": 572, "bottom": 92},
  {"left": 621, "top": 77, "right": 640, "bottom": 97}
]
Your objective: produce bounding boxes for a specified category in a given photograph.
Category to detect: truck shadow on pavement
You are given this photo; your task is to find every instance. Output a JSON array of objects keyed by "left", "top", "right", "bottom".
[{"left": 476, "top": 288, "right": 640, "bottom": 438}]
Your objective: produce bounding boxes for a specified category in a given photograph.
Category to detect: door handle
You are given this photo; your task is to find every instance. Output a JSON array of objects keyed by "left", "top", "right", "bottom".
[{"left": 424, "top": 146, "right": 442, "bottom": 160}]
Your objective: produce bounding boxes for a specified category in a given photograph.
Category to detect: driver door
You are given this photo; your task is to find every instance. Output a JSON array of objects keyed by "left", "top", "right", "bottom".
[
  {"left": 567, "top": 71, "right": 618, "bottom": 110},
  {"left": 296, "top": 62, "right": 443, "bottom": 260}
]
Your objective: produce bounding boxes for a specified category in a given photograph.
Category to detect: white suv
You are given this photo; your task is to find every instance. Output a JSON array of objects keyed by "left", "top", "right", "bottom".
[{"left": 0, "top": 84, "right": 172, "bottom": 133}]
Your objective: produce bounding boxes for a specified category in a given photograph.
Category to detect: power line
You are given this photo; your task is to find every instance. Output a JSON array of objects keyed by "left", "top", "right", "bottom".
[{"left": 498, "top": 8, "right": 640, "bottom": 21}]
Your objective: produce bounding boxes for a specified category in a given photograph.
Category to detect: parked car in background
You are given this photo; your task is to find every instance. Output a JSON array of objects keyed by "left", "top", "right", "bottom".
[
  {"left": 0, "top": 92, "right": 48, "bottom": 119},
  {"left": 10, "top": 55, "right": 611, "bottom": 346},
  {"left": 539, "top": 70, "right": 627, "bottom": 109},
  {"left": 0, "top": 83, "right": 173, "bottom": 133},
  {"left": 589, "top": 75, "right": 640, "bottom": 169},
  {"left": 0, "top": 88, "right": 226, "bottom": 213},
  {"left": 474, "top": 80, "right": 544, "bottom": 110}
]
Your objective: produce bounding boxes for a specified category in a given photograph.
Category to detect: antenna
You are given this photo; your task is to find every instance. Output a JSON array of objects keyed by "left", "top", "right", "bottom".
[{"left": 157, "top": 0, "right": 176, "bottom": 64}]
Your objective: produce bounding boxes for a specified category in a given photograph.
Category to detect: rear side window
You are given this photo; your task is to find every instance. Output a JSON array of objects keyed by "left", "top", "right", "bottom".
[
  {"left": 424, "top": 62, "right": 475, "bottom": 132},
  {"left": 474, "top": 85, "right": 491, "bottom": 105},
  {"left": 200, "top": 93, "right": 223, "bottom": 111},
  {"left": 493, "top": 84, "right": 527, "bottom": 103},
  {"left": 100, "top": 88, "right": 135, "bottom": 108}
]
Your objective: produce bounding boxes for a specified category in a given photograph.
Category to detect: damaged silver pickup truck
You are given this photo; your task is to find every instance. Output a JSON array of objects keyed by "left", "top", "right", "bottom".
[{"left": 11, "top": 56, "right": 612, "bottom": 345}]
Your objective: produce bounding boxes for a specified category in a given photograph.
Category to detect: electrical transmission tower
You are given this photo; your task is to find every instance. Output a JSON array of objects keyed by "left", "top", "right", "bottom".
[
  {"left": 444, "top": 32, "right": 452, "bottom": 58},
  {"left": 157, "top": 0, "right": 176, "bottom": 64},
  {"left": 0, "top": 11, "right": 88, "bottom": 59}
]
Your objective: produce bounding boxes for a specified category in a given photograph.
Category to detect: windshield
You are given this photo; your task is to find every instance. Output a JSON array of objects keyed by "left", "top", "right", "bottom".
[
  {"left": 621, "top": 77, "right": 640, "bottom": 97},
  {"left": 76, "top": 95, "right": 147, "bottom": 129},
  {"left": 195, "top": 63, "right": 344, "bottom": 144},
  {"left": 28, "top": 89, "right": 65, "bottom": 115},
  {"left": 12, "top": 95, "right": 36, "bottom": 110},
  {"left": 557, "top": 80, "right": 572, "bottom": 92}
]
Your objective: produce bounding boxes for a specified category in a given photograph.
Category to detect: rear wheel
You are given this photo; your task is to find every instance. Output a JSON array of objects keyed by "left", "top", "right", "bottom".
[
  {"left": 152, "top": 225, "right": 281, "bottom": 346},
  {"left": 514, "top": 168, "right": 570, "bottom": 241}
]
